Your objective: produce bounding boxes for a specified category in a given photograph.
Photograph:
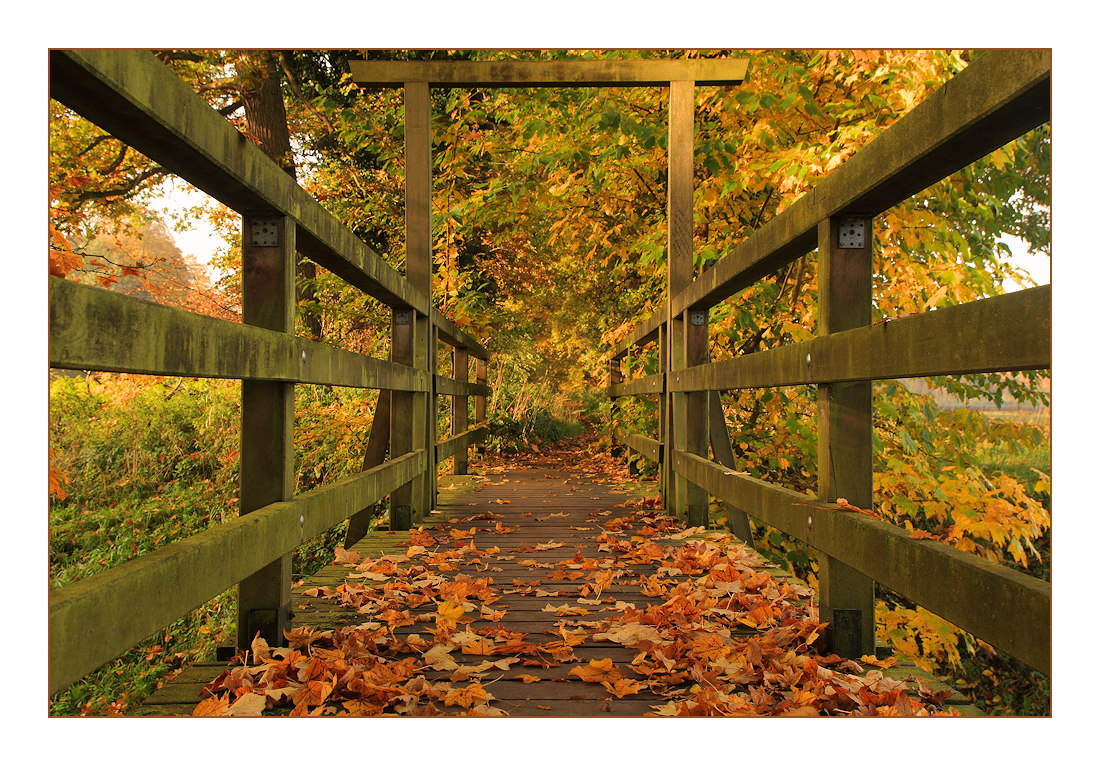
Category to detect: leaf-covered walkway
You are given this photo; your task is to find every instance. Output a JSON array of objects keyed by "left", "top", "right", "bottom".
[{"left": 134, "top": 437, "right": 978, "bottom": 717}]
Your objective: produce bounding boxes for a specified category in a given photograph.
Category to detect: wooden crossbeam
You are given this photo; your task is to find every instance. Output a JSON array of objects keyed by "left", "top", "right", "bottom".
[
  {"left": 667, "top": 285, "right": 1051, "bottom": 392},
  {"left": 350, "top": 58, "right": 748, "bottom": 88},
  {"left": 48, "top": 277, "right": 429, "bottom": 391}
]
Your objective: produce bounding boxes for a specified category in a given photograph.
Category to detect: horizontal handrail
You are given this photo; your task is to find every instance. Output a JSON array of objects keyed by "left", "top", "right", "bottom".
[
  {"left": 434, "top": 375, "right": 492, "bottom": 398},
  {"left": 433, "top": 308, "right": 490, "bottom": 360},
  {"left": 671, "top": 450, "right": 1051, "bottom": 673},
  {"left": 613, "top": 429, "right": 662, "bottom": 463},
  {"left": 49, "top": 277, "right": 429, "bottom": 391},
  {"left": 609, "top": 48, "right": 1053, "bottom": 671},
  {"left": 49, "top": 449, "right": 427, "bottom": 695},
  {"left": 48, "top": 49, "right": 428, "bottom": 314},
  {"left": 611, "top": 306, "right": 665, "bottom": 358},
  {"left": 668, "top": 48, "right": 1051, "bottom": 317},
  {"left": 667, "top": 286, "right": 1051, "bottom": 391},
  {"left": 614, "top": 48, "right": 1052, "bottom": 346},
  {"left": 435, "top": 426, "right": 489, "bottom": 463},
  {"left": 608, "top": 372, "right": 665, "bottom": 398}
]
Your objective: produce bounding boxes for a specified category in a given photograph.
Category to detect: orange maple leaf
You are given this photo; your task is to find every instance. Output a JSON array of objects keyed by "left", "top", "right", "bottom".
[
  {"left": 192, "top": 694, "right": 230, "bottom": 716},
  {"left": 570, "top": 657, "right": 625, "bottom": 684},
  {"left": 444, "top": 683, "right": 492, "bottom": 709}
]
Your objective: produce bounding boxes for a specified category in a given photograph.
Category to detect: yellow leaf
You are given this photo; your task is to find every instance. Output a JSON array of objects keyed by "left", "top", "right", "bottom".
[{"left": 226, "top": 692, "right": 267, "bottom": 717}]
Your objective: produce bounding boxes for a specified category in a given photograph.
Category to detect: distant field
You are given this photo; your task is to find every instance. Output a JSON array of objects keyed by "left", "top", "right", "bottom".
[{"left": 900, "top": 377, "right": 1050, "bottom": 418}]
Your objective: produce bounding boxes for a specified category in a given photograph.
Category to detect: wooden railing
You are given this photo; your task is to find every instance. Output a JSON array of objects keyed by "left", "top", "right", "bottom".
[
  {"left": 47, "top": 50, "right": 490, "bottom": 695},
  {"left": 609, "top": 49, "right": 1051, "bottom": 673}
]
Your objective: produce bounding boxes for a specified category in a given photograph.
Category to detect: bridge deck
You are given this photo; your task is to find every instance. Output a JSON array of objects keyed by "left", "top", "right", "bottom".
[{"left": 133, "top": 447, "right": 980, "bottom": 717}]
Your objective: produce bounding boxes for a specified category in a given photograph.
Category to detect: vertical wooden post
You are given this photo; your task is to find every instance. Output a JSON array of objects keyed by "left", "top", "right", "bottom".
[
  {"left": 390, "top": 310, "right": 416, "bottom": 530},
  {"left": 666, "top": 79, "right": 707, "bottom": 524},
  {"left": 609, "top": 357, "right": 623, "bottom": 460},
  {"left": 708, "top": 394, "right": 754, "bottom": 545},
  {"left": 658, "top": 324, "right": 669, "bottom": 502},
  {"left": 683, "top": 309, "right": 709, "bottom": 527},
  {"left": 427, "top": 324, "right": 439, "bottom": 511},
  {"left": 453, "top": 347, "right": 469, "bottom": 474},
  {"left": 817, "top": 216, "right": 876, "bottom": 657},
  {"left": 237, "top": 213, "right": 295, "bottom": 650},
  {"left": 390, "top": 79, "right": 433, "bottom": 530},
  {"left": 345, "top": 390, "right": 390, "bottom": 546},
  {"left": 475, "top": 356, "right": 487, "bottom": 449}
]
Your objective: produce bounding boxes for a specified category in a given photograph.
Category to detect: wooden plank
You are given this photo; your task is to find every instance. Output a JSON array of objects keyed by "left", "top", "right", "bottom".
[
  {"left": 608, "top": 372, "right": 664, "bottom": 398},
  {"left": 668, "top": 49, "right": 1051, "bottom": 317},
  {"left": 49, "top": 277, "right": 429, "bottom": 391},
  {"left": 668, "top": 285, "right": 1052, "bottom": 392},
  {"left": 49, "top": 450, "right": 426, "bottom": 695},
  {"left": 433, "top": 308, "right": 491, "bottom": 360},
  {"left": 48, "top": 50, "right": 428, "bottom": 314},
  {"left": 815, "top": 216, "right": 875, "bottom": 658},
  {"left": 434, "top": 375, "right": 492, "bottom": 398},
  {"left": 237, "top": 213, "right": 295, "bottom": 649},
  {"left": 435, "top": 426, "right": 488, "bottom": 463},
  {"left": 350, "top": 58, "right": 748, "bottom": 87},
  {"left": 670, "top": 449, "right": 1051, "bottom": 673},
  {"left": 613, "top": 428, "right": 662, "bottom": 463}
]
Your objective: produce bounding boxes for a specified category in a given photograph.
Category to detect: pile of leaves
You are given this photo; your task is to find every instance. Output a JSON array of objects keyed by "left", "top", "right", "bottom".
[{"left": 194, "top": 500, "right": 961, "bottom": 717}]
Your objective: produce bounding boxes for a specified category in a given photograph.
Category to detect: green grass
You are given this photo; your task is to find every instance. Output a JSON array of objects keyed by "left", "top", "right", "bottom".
[{"left": 48, "top": 375, "right": 378, "bottom": 716}]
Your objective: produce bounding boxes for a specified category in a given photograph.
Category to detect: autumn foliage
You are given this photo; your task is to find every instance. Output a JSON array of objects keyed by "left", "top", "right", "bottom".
[
  {"left": 193, "top": 448, "right": 965, "bottom": 717},
  {"left": 48, "top": 49, "right": 1049, "bottom": 716}
]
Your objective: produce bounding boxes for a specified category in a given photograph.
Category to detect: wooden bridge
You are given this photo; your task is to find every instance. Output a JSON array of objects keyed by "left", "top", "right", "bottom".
[{"left": 47, "top": 49, "right": 1051, "bottom": 716}]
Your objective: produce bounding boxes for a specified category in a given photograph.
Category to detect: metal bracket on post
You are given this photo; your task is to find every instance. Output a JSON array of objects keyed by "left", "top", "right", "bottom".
[
  {"left": 250, "top": 216, "right": 281, "bottom": 247},
  {"left": 394, "top": 309, "right": 412, "bottom": 325},
  {"left": 837, "top": 217, "right": 868, "bottom": 249},
  {"left": 689, "top": 309, "right": 707, "bottom": 326}
]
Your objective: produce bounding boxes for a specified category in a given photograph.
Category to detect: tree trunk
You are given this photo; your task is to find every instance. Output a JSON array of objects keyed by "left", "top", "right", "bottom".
[{"left": 236, "top": 50, "right": 323, "bottom": 341}]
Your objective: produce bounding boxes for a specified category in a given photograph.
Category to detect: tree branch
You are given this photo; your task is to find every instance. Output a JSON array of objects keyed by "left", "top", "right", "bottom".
[{"left": 73, "top": 167, "right": 168, "bottom": 206}]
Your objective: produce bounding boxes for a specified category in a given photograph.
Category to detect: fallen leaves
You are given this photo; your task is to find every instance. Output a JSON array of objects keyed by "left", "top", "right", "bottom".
[{"left": 191, "top": 449, "right": 959, "bottom": 719}]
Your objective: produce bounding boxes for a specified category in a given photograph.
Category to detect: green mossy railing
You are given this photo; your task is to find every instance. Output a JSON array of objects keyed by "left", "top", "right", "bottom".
[
  {"left": 48, "top": 50, "right": 490, "bottom": 696},
  {"left": 609, "top": 49, "right": 1052, "bottom": 674}
]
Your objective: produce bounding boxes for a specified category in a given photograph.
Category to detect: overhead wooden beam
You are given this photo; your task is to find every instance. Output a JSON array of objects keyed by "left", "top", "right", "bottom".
[{"left": 350, "top": 58, "right": 748, "bottom": 88}]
